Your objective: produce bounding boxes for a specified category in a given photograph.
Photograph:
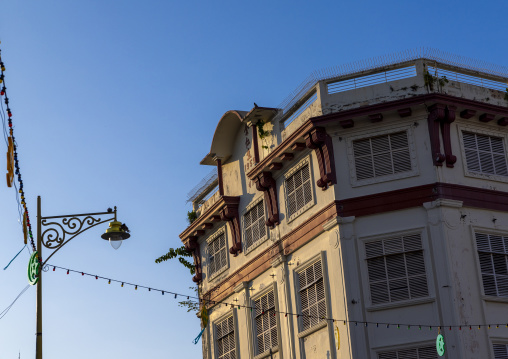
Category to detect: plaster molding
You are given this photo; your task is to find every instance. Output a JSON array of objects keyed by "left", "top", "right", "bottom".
[
  {"left": 234, "top": 281, "right": 249, "bottom": 294},
  {"left": 423, "top": 198, "right": 464, "bottom": 210},
  {"left": 322, "top": 216, "right": 356, "bottom": 231}
]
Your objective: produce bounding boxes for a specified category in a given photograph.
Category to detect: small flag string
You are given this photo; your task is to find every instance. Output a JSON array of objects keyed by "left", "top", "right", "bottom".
[
  {"left": 0, "top": 45, "right": 37, "bottom": 256},
  {"left": 47, "top": 264, "right": 508, "bottom": 330}
]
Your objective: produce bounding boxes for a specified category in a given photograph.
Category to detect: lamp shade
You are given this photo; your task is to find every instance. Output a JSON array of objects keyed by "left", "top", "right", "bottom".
[{"left": 101, "top": 221, "right": 130, "bottom": 250}]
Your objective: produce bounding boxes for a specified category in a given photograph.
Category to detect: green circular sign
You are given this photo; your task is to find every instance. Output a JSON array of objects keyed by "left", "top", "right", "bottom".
[
  {"left": 28, "top": 251, "right": 40, "bottom": 285},
  {"left": 436, "top": 334, "right": 445, "bottom": 357}
]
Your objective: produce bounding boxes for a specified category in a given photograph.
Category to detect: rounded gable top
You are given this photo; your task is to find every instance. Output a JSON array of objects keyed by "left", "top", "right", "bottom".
[{"left": 200, "top": 110, "right": 248, "bottom": 165}]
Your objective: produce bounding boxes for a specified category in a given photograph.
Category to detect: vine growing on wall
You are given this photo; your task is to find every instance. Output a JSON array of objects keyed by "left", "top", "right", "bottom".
[{"left": 256, "top": 120, "right": 271, "bottom": 149}]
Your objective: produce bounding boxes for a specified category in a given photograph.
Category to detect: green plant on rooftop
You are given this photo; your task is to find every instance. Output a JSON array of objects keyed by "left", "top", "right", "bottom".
[
  {"left": 424, "top": 69, "right": 448, "bottom": 92},
  {"left": 187, "top": 210, "right": 198, "bottom": 225}
]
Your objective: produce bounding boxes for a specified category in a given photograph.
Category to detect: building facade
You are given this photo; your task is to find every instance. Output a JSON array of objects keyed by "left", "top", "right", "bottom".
[{"left": 180, "top": 51, "right": 508, "bottom": 359}]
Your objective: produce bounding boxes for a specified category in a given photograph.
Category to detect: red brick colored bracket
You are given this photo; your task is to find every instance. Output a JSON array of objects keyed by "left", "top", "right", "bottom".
[
  {"left": 428, "top": 103, "right": 457, "bottom": 168},
  {"left": 220, "top": 198, "right": 242, "bottom": 256},
  {"left": 441, "top": 105, "right": 457, "bottom": 168},
  {"left": 304, "top": 127, "right": 336, "bottom": 190},
  {"left": 427, "top": 104, "right": 446, "bottom": 166},
  {"left": 185, "top": 237, "right": 202, "bottom": 283},
  {"left": 254, "top": 171, "right": 280, "bottom": 228}
]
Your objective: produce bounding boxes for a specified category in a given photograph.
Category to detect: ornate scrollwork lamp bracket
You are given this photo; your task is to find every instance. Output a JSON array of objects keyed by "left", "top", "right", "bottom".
[{"left": 40, "top": 209, "right": 116, "bottom": 267}]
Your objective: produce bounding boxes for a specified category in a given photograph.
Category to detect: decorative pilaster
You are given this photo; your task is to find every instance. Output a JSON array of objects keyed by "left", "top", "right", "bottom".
[
  {"left": 304, "top": 127, "right": 336, "bottom": 190},
  {"left": 220, "top": 198, "right": 242, "bottom": 256},
  {"left": 254, "top": 171, "right": 280, "bottom": 227},
  {"left": 185, "top": 236, "right": 202, "bottom": 283}
]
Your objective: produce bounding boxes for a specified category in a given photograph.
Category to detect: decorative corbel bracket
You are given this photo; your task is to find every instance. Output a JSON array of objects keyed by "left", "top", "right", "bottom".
[
  {"left": 428, "top": 104, "right": 457, "bottom": 168},
  {"left": 428, "top": 104, "right": 446, "bottom": 166},
  {"left": 185, "top": 236, "right": 202, "bottom": 283},
  {"left": 441, "top": 105, "right": 457, "bottom": 167},
  {"left": 304, "top": 127, "right": 336, "bottom": 190},
  {"left": 220, "top": 198, "right": 242, "bottom": 256},
  {"left": 254, "top": 171, "right": 280, "bottom": 228}
]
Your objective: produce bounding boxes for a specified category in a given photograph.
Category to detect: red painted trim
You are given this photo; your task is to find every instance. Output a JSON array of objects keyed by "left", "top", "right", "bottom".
[
  {"left": 398, "top": 108, "right": 412, "bottom": 118},
  {"left": 251, "top": 125, "right": 260, "bottom": 163},
  {"left": 498, "top": 117, "right": 508, "bottom": 126},
  {"left": 304, "top": 127, "right": 336, "bottom": 190},
  {"left": 441, "top": 105, "right": 457, "bottom": 168},
  {"left": 427, "top": 104, "right": 446, "bottom": 166},
  {"left": 337, "top": 182, "right": 508, "bottom": 217},
  {"left": 220, "top": 197, "right": 242, "bottom": 256},
  {"left": 269, "top": 162, "right": 283, "bottom": 171},
  {"left": 254, "top": 171, "right": 280, "bottom": 227},
  {"left": 291, "top": 142, "right": 306, "bottom": 151},
  {"left": 185, "top": 237, "right": 202, "bottom": 283},
  {"left": 340, "top": 119, "right": 354, "bottom": 128},
  {"left": 280, "top": 153, "right": 294, "bottom": 161},
  {"left": 311, "top": 93, "right": 508, "bottom": 127},
  {"left": 479, "top": 113, "right": 495, "bottom": 123},
  {"left": 460, "top": 109, "right": 476, "bottom": 119}
]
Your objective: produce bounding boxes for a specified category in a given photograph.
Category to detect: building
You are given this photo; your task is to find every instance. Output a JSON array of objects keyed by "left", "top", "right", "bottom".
[{"left": 179, "top": 49, "right": 508, "bottom": 359}]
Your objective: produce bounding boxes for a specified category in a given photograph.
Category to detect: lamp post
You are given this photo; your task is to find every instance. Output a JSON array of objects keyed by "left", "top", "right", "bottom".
[{"left": 34, "top": 196, "right": 129, "bottom": 359}]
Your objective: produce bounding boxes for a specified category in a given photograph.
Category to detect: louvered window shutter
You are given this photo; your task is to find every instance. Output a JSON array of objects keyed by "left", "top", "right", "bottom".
[
  {"left": 298, "top": 260, "right": 327, "bottom": 332},
  {"left": 378, "top": 345, "right": 437, "bottom": 359},
  {"left": 286, "top": 164, "right": 313, "bottom": 218},
  {"left": 209, "top": 233, "right": 227, "bottom": 277},
  {"left": 216, "top": 316, "right": 235, "bottom": 359},
  {"left": 254, "top": 290, "right": 277, "bottom": 354},
  {"left": 244, "top": 201, "right": 267, "bottom": 251},
  {"left": 493, "top": 344, "right": 508, "bottom": 359},
  {"left": 353, "top": 131, "right": 411, "bottom": 181},
  {"left": 463, "top": 132, "right": 508, "bottom": 176},
  {"left": 475, "top": 233, "right": 508, "bottom": 297},
  {"left": 366, "top": 233, "right": 428, "bottom": 305}
]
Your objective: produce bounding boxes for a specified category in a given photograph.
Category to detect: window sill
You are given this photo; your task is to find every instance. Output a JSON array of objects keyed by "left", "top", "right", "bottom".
[
  {"left": 482, "top": 295, "right": 508, "bottom": 304},
  {"left": 366, "top": 297, "right": 435, "bottom": 312},
  {"left": 244, "top": 235, "right": 269, "bottom": 255},
  {"left": 287, "top": 201, "right": 315, "bottom": 224},
  {"left": 297, "top": 320, "right": 327, "bottom": 339},
  {"left": 208, "top": 265, "right": 229, "bottom": 282},
  {"left": 254, "top": 346, "right": 279, "bottom": 359}
]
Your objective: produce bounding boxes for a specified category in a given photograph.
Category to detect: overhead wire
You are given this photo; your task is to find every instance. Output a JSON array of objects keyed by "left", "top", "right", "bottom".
[{"left": 47, "top": 264, "right": 508, "bottom": 331}]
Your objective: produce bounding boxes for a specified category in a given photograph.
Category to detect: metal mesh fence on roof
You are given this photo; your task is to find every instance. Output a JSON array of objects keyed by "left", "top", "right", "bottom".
[
  {"left": 277, "top": 47, "right": 508, "bottom": 115},
  {"left": 186, "top": 168, "right": 218, "bottom": 203}
]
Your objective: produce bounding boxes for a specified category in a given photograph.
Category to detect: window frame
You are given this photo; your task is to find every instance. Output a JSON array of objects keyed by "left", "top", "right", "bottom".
[
  {"left": 213, "top": 310, "right": 239, "bottom": 359},
  {"left": 250, "top": 282, "right": 282, "bottom": 359},
  {"left": 472, "top": 227, "right": 508, "bottom": 299},
  {"left": 242, "top": 196, "right": 269, "bottom": 255},
  {"left": 346, "top": 125, "right": 419, "bottom": 187},
  {"left": 293, "top": 252, "right": 332, "bottom": 338},
  {"left": 206, "top": 226, "right": 230, "bottom": 281},
  {"left": 283, "top": 155, "right": 316, "bottom": 223},
  {"left": 373, "top": 342, "right": 438, "bottom": 359},
  {"left": 361, "top": 228, "right": 433, "bottom": 310},
  {"left": 458, "top": 125, "right": 508, "bottom": 183}
]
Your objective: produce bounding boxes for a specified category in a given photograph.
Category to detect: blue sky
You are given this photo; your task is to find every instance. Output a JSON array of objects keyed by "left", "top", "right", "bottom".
[{"left": 0, "top": 1, "right": 507, "bottom": 358}]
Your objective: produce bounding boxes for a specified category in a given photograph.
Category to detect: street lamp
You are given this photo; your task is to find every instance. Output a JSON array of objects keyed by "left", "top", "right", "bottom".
[{"left": 34, "top": 196, "right": 129, "bottom": 359}]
